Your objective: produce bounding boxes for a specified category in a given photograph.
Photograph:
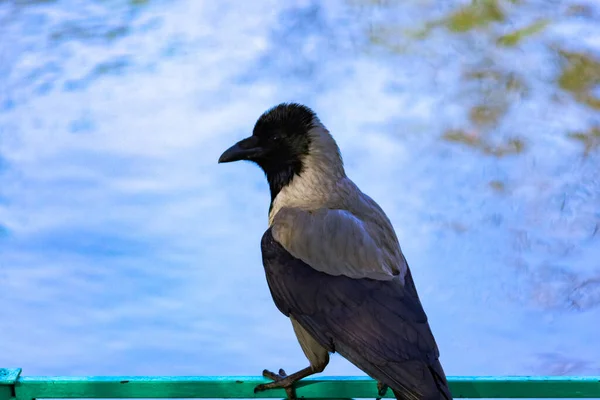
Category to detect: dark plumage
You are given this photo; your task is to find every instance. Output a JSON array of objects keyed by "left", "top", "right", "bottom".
[
  {"left": 261, "top": 228, "right": 451, "bottom": 400},
  {"left": 254, "top": 103, "right": 315, "bottom": 201}
]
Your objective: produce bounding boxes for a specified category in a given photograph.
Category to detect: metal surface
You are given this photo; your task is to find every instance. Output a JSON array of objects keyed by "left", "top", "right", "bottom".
[{"left": 2, "top": 369, "right": 600, "bottom": 399}]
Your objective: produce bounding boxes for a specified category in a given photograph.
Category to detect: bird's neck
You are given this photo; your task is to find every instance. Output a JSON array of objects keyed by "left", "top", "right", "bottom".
[
  {"left": 265, "top": 164, "right": 299, "bottom": 205},
  {"left": 268, "top": 151, "right": 345, "bottom": 225}
]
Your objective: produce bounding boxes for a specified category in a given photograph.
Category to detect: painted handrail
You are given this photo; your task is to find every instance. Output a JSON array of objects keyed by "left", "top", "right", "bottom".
[{"left": 2, "top": 369, "right": 600, "bottom": 399}]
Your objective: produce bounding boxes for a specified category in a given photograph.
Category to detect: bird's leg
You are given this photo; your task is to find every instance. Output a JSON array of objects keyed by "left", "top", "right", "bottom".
[
  {"left": 377, "top": 381, "right": 389, "bottom": 399},
  {"left": 254, "top": 367, "right": 318, "bottom": 400}
]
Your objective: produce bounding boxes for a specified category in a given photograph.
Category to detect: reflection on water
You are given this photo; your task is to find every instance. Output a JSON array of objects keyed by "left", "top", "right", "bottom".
[{"left": 1, "top": 0, "right": 599, "bottom": 377}]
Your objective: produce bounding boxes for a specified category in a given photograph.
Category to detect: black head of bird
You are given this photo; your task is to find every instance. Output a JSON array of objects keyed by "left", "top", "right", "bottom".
[
  {"left": 218, "top": 103, "right": 336, "bottom": 202},
  {"left": 218, "top": 102, "right": 314, "bottom": 168}
]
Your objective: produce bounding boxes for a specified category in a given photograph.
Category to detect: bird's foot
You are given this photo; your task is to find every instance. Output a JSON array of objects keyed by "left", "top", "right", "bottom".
[
  {"left": 376, "top": 381, "right": 389, "bottom": 400},
  {"left": 254, "top": 368, "right": 297, "bottom": 400}
]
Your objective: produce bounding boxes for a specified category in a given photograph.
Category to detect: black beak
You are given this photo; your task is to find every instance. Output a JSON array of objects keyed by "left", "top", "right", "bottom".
[{"left": 218, "top": 136, "right": 264, "bottom": 163}]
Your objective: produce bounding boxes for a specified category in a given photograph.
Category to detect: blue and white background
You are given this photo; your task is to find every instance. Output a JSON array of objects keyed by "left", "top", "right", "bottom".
[{"left": 1, "top": 0, "right": 599, "bottom": 377}]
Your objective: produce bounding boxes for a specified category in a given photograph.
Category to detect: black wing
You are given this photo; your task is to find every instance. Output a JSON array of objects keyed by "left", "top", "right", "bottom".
[{"left": 261, "top": 228, "right": 452, "bottom": 400}]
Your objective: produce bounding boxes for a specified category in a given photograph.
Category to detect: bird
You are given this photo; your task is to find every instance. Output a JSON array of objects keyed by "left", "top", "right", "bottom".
[{"left": 218, "top": 103, "right": 452, "bottom": 400}]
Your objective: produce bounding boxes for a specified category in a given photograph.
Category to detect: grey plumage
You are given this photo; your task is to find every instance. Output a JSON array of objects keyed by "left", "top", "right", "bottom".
[{"left": 219, "top": 103, "right": 452, "bottom": 400}]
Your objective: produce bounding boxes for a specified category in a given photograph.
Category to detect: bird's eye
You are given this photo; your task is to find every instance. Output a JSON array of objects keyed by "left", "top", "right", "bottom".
[{"left": 271, "top": 134, "right": 281, "bottom": 142}]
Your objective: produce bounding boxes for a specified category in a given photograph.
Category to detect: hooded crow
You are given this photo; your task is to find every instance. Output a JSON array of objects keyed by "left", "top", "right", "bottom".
[{"left": 218, "top": 103, "right": 452, "bottom": 400}]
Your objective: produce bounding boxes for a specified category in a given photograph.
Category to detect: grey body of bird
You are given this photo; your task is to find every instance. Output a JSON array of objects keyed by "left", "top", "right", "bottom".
[{"left": 218, "top": 103, "right": 452, "bottom": 400}]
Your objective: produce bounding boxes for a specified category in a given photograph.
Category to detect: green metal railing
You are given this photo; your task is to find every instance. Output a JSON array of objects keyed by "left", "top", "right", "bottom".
[{"left": 2, "top": 368, "right": 600, "bottom": 399}]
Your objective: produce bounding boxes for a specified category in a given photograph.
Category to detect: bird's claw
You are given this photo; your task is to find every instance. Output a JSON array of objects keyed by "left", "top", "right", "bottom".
[
  {"left": 261, "top": 368, "right": 288, "bottom": 382},
  {"left": 376, "top": 381, "right": 389, "bottom": 400},
  {"left": 254, "top": 369, "right": 296, "bottom": 400}
]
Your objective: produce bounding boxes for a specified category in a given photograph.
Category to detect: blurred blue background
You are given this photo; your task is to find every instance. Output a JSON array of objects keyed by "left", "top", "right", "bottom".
[{"left": 1, "top": 0, "right": 599, "bottom": 377}]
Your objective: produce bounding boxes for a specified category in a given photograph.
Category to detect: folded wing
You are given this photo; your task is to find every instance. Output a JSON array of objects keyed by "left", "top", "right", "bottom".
[
  {"left": 271, "top": 207, "right": 405, "bottom": 281},
  {"left": 261, "top": 227, "right": 452, "bottom": 400}
]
